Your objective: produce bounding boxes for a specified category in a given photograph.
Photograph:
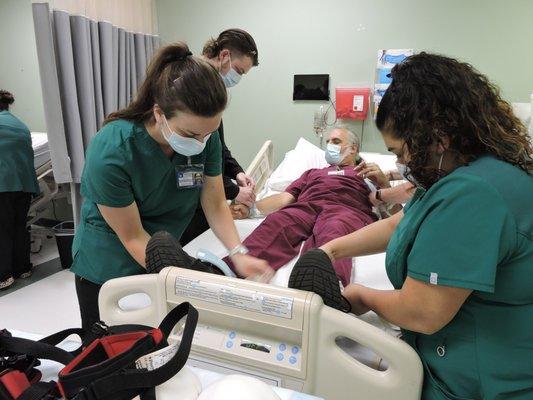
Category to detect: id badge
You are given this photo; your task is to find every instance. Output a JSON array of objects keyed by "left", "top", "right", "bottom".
[{"left": 176, "top": 162, "right": 204, "bottom": 189}]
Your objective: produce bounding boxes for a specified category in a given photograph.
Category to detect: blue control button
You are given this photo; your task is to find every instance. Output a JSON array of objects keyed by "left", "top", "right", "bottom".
[
  {"left": 291, "top": 346, "right": 299, "bottom": 355},
  {"left": 229, "top": 331, "right": 236, "bottom": 339},
  {"left": 276, "top": 353, "right": 284, "bottom": 361},
  {"left": 226, "top": 341, "right": 233, "bottom": 349},
  {"left": 279, "top": 344, "right": 287, "bottom": 352},
  {"left": 289, "top": 356, "right": 297, "bottom": 365}
]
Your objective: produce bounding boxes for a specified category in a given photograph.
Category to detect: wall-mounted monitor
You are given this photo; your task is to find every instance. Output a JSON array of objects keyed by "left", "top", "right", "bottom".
[{"left": 293, "top": 74, "right": 330, "bottom": 101}]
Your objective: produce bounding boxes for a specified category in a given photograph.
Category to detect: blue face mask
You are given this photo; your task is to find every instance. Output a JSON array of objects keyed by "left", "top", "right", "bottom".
[
  {"left": 396, "top": 153, "right": 444, "bottom": 188},
  {"left": 161, "top": 116, "right": 210, "bottom": 157},
  {"left": 325, "top": 143, "right": 345, "bottom": 165},
  {"left": 220, "top": 56, "right": 242, "bottom": 88}
]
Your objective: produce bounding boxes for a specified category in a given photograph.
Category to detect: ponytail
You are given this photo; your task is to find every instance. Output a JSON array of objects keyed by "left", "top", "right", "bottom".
[
  {"left": 202, "top": 28, "right": 259, "bottom": 66},
  {"left": 0, "top": 90, "right": 15, "bottom": 111},
  {"left": 105, "top": 42, "right": 227, "bottom": 125}
]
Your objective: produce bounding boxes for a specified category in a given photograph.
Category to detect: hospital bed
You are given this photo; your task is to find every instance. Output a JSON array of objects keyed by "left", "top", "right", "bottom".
[
  {"left": 28, "top": 132, "right": 62, "bottom": 251},
  {"left": 29, "top": 133, "right": 59, "bottom": 225},
  {"left": 185, "top": 137, "right": 408, "bottom": 367},
  {"left": 98, "top": 138, "right": 423, "bottom": 399},
  {"left": 99, "top": 268, "right": 423, "bottom": 400}
]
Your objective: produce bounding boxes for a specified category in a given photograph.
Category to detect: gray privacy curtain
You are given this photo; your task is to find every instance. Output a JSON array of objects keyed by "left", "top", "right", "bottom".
[{"left": 32, "top": 2, "right": 160, "bottom": 224}]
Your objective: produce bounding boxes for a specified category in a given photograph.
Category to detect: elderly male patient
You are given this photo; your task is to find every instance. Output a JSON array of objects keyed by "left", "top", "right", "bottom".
[{"left": 225, "top": 128, "right": 381, "bottom": 287}]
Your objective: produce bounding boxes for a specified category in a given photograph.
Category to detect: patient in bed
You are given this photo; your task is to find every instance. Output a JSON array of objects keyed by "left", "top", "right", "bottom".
[{"left": 226, "top": 128, "right": 386, "bottom": 286}]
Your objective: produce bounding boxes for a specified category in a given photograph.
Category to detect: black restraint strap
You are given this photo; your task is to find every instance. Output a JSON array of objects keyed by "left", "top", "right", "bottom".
[
  {"left": 0, "top": 336, "right": 74, "bottom": 366},
  {"left": 72, "top": 302, "right": 198, "bottom": 400},
  {"left": 17, "top": 382, "right": 58, "bottom": 400}
]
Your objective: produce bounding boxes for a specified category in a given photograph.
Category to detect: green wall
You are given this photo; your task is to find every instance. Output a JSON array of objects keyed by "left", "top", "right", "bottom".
[
  {"left": 0, "top": 0, "right": 46, "bottom": 132},
  {"left": 1, "top": 0, "right": 532, "bottom": 160},
  {"left": 157, "top": 0, "right": 533, "bottom": 166}
]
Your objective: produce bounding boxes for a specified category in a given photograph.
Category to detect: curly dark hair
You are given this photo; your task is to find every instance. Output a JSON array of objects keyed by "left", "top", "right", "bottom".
[
  {"left": 202, "top": 28, "right": 259, "bottom": 66},
  {"left": 376, "top": 52, "right": 532, "bottom": 189},
  {"left": 0, "top": 90, "right": 15, "bottom": 111}
]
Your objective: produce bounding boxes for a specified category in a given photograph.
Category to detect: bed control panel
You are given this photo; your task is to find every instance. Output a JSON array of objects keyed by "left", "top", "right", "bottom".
[{"left": 172, "top": 324, "right": 302, "bottom": 371}]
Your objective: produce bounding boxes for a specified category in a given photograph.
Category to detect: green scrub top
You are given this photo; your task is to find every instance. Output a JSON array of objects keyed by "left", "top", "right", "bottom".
[
  {"left": 0, "top": 110, "right": 39, "bottom": 194},
  {"left": 386, "top": 156, "right": 533, "bottom": 399},
  {"left": 70, "top": 119, "right": 222, "bottom": 285}
]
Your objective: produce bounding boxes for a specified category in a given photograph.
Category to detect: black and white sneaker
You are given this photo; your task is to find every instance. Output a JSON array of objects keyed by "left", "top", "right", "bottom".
[
  {"left": 289, "top": 249, "right": 352, "bottom": 313},
  {"left": 0, "top": 276, "right": 15, "bottom": 290},
  {"left": 145, "top": 231, "right": 223, "bottom": 275}
]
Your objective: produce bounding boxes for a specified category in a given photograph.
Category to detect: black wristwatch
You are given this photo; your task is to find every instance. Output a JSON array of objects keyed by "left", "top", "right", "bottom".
[{"left": 376, "top": 189, "right": 382, "bottom": 202}]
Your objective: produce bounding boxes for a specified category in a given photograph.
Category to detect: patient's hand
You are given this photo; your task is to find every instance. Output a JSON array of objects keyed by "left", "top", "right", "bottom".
[
  {"left": 230, "top": 204, "right": 250, "bottom": 219},
  {"left": 355, "top": 161, "right": 390, "bottom": 188}
]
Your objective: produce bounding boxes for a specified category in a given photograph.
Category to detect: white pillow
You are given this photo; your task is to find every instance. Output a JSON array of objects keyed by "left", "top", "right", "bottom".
[
  {"left": 359, "top": 152, "right": 397, "bottom": 172},
  {"left": 266, "top": 138, "right": 327, "bottom": 192}
]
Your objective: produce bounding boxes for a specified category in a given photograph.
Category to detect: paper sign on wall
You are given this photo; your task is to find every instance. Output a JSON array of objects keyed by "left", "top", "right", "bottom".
[{"left": 374, "top": 49, "right": 414, "bottom": 117}]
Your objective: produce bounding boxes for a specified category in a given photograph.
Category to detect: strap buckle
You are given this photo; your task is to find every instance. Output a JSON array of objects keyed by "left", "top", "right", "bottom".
[
  {"left": 0, "top": 354, "right": 39, "bottom": 374},
  {"left": 72, "top": 385, "right": 98, "bottom": 400},
  {"left": 90, "top": 321, "right": 108, "bottom": 337}
]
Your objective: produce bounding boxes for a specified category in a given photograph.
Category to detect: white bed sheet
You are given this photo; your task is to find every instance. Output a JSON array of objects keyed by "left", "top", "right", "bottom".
[
  {"left": 8, "top": 329, "right": 323, "bottom": 400},
  {"left": 31, "top": 131, "right": 50, "bottom": 169}
]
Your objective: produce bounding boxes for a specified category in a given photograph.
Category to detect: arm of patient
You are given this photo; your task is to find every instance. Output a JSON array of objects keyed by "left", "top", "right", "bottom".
[
  {"left": 230, "top": 192, "right": 296, "bottom": 219},
  {"left": 256, "top": 192, "right": 295, "bottom": 215}
]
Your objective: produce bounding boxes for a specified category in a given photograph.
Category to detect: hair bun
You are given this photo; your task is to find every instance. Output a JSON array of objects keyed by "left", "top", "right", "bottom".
[{"left": 0, "top": 90, "right": 15, "bottom": 105}]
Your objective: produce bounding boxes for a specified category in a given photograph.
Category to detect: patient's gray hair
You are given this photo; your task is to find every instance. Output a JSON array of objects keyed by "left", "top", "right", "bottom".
[{"left": 328, "top": 127, "right": 360, "bottom": 148}]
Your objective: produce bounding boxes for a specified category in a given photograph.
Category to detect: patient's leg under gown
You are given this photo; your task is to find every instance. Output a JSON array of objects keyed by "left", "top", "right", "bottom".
[{"left": 225, "top": 201, "right": 375, "bottom": 287}]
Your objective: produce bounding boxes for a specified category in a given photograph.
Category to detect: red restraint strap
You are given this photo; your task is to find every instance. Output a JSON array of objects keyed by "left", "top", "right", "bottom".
[
  {"left": 0, "top": 370, "right": 31, "bottom": 399},
  {"left": 101, "top": 329, "right": 162, "bottom": 358}
]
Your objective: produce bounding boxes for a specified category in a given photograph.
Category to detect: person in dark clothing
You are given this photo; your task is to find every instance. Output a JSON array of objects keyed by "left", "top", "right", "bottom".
[
  {"left": 0, "top": 90, "right": 39, "bottom": 290},
  {"left": 180, "top": 29, "right": 260, "bottom": 245}
]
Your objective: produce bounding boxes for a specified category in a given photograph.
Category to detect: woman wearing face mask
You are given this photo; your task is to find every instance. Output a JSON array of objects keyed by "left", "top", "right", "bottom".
[
  {"left": 289, "top": 53, "right": 533, "bottom": 399},
  {"left": 180, "top": 29, "right": 259, "bottom": 245},
  {"left": 71, "top": 43, "right": 272, "bottom": 330},
  {"left": 0, "top": 90, "right": 39, "bottom": 290}
]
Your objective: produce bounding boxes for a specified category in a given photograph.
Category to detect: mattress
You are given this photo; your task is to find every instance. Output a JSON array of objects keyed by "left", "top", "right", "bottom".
[{"left": 31, "top": 131, "right": 50, "bottom": 169}]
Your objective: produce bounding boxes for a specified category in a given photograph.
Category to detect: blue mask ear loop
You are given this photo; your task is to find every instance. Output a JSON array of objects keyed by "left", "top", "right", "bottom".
[
  {"left": 219, "top": 53, "right": 231, "bottom": 74},
  {"left": 437, "top": 151, "right": 445, "bottom": 173}
]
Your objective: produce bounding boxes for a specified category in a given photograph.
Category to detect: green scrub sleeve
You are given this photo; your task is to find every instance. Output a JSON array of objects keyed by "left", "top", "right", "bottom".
[
  {"left": 81, "top": 140, "right": 134, "bottom": 208},
  {"left": 204, "top": 131, "right": 223, "bottom": 177},
  {"left": 406, "top": 175, "right": 515, "bottom": 293}
]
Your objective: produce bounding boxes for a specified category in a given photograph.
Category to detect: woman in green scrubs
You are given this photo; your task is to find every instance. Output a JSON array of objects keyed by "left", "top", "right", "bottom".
[
  {"left": 0, "top": 90, "right": 39, "bottom": 290},
  {"left": 290, "top": 53, "right": 533, "bottom": 399},
  {"left": 71, "top": 43, "right": 272, "bottom": 330}
]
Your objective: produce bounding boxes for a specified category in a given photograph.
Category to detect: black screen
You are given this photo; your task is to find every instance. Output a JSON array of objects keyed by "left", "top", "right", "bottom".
[{"left": 293, "top": 74, "right": 330, "bottom": 101}]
